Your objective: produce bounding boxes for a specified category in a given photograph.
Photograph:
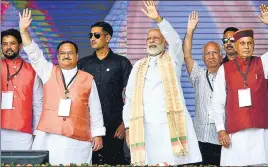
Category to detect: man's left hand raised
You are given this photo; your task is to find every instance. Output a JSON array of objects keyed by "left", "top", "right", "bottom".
[{"left": 141, "top": 0, "right": 163, "bottom": 23}]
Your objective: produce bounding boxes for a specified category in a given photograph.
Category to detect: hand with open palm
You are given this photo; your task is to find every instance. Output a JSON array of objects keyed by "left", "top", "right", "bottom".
[
  {"left": 141, "top": 0, "right": 162, "bottom": 23},
  {"left": 258, "top": 4, "right": 268, "bottom": 25},
  {"left": 187, "top": 11, "right": 199, "bottom": 31},
  {"left": 19, "top": 8, "right": 32, "bottom": 33}
]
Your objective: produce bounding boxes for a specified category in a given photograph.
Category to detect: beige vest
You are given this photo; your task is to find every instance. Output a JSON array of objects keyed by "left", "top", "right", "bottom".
[{"left": 37, "top": 66, "right": 93, "bottom": 141}]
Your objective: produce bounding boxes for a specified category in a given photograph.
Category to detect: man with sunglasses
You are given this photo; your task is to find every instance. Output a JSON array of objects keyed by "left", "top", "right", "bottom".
[
  {"left": 221, "top": 27, "right": 238, "bottom": 64},
  {"left": 1, "top": 28, "right": 43, "bottom": 151},
  {"left": 78, "top": 22, "right": 132, "bottom": 165},
  {"left": 211, "top": 4, "right": 268, "bottom": 166},
  {"left": 183, "top": 11, "right": 222, "bottom": 166},
  {"left": 19, "top": 9, "right": 105, "bottom": 165}
]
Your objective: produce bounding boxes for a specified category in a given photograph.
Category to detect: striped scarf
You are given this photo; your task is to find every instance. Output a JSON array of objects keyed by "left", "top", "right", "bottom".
[{"left": 129, "top": 51, "right": 188, "bottom": 165}]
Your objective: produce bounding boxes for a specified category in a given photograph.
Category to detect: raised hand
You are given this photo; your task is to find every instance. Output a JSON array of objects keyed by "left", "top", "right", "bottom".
[
  {"left": 258, "top": 4, "right": 268, "bottom": 25},
  {"left": 19, "top": 8, "right": 32, "bottom": 32},
  {"left": 141, "top": 0, "right": 162, "bottom": 22},
  {"left": 187, "top": 11, "right": 199, "bottom": 31}
]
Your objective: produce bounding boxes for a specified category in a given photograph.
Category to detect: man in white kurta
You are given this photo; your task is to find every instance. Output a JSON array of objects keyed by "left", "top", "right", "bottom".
[
  {"left": 123, "top": 1, "right": 201, "bottom": 166},
  {"left": 212, "top": 6, "right": 268, "bottom": 166},
  {"left": 212, "top": 51, "right": 268, "bottom": 167},
  {"left": 19, "top": 9, "right": 105, "bottom": 165}
]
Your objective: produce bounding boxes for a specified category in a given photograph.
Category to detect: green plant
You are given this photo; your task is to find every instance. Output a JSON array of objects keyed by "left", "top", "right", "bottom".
[
  {"left": 70, "top": 163, "right": 77, "bottom": 167},
  {"left": 45, "top": 163, "right": 51, "bottom": 167},
  {"left": 10, "top": 162, "right": 15, "bottom": 167},
  {"left": 81, "top": 163, "right": 89, "bottom": 167}
]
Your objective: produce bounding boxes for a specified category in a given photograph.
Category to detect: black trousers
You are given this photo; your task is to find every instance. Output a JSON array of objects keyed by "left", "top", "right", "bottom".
[
  {"left": 198, "top": 141, "right": 221, "bottom": 166},
  {"left": 92, "top": 128, "right": 129, "bottom": 165}
]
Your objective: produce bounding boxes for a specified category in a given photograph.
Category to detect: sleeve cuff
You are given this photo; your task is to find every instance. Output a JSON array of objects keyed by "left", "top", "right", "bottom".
[
  {"left": 33, "top": 130, "right": 38, "bottom": 135},
  {"left": 91, "top": 127, "right": 106, "bottom": 138},
  {"left": 157, "top": 18, "right": 167, "bottom": 28},
  {"left": 124, "top": 121, "right": 129, "bottom": 129},
  {"left": 216, "top": 124, "right": 225, "bottom": 132}
]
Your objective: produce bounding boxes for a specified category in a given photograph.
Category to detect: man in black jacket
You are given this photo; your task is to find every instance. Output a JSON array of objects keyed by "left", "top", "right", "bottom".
[{"left": 78, "top": 22, "right": 132, "bottom": 165}]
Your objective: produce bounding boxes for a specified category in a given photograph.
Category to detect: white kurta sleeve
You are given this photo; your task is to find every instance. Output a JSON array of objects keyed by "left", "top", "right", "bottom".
[
  {"left": 89, "top": 80, "right": 106, "bottom": 137},
  {"left": 122, "top": 61, "right": 140, "bottom": 128},
  {"left": 157, "top": 18, "right": 184, "bottom": 67},
  {"left": 32, "top": 75, "right": 43, "bottom": 133},
  {"left": 189, "top": 61, "right": 203, "bottom": 86},
  {"left": 23, "top": 40, "right": 53, "bottom": 84},
  {"left": 261, "top": 52, "right": 268, "bottom": 79},
  {"left": 211, "top": 65, "right": 226, "bottom": 132}
]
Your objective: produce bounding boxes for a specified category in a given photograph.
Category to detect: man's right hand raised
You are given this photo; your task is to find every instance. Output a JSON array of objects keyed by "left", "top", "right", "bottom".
[
  {"left": 19, "top": 8, "right": 32, "bottom": 33},
  {"left": 187, "top": 11, "right": 199, "bottom": 32},
  {"left": 19, "top": 8, "right": 33, "bottom": 46}
]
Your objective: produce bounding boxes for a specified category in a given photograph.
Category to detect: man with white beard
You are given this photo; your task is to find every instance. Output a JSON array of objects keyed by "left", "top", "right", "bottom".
[{"left": 122, "top": 0, "right": 202, "bottom": 166}]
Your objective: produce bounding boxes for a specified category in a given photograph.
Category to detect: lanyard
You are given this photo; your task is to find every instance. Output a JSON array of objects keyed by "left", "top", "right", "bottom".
[
  {"left": 4, "top": 59, "right": 24, "bottom": 89},
  {"left": 234, "top": 57, "right": 253, "bottom": 88},
  {"left": 206, "top": 70, "right": 214, "bottom": 92},
  {"left": 60, "top": 69, "right": 78, "bottom": 98}
]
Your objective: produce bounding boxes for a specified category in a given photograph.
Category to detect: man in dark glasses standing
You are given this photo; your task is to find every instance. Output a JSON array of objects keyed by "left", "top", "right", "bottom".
[
  {"left": 78, "top": 22, "right": 132, "bottom": 165},
  {"left": 221, "top": 27, "right": 238, "bottom": 64}
]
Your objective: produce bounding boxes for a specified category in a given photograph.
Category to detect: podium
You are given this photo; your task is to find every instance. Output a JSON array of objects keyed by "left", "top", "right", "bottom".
[{"left": 1, "top": 151, "right": 49, "bottom": 165}]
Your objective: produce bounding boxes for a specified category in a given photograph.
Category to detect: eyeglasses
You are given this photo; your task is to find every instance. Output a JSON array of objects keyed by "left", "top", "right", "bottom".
[
  {"left": 222, "top": 37, "right": 235, "bottom": 44},
  {"left": 59, "top": 51, "right": 75, "bottom": 56},
  {"left": 89, "top": 32, "right": 107, "bottom": 39},
  {"left": 204, "top": 51, "right": 220, "bottom": 56},
  {"left": 146, "top": 36, "right": 161, "bottom": 42}
]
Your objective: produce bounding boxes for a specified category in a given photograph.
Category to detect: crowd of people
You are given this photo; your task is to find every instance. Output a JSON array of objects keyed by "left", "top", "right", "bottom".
[{"left": 1, "top": 1, "right": 268, "bottom": 166}]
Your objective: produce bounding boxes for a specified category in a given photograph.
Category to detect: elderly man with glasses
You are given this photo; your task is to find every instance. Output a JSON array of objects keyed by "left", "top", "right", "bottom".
[
  {"left": 19, "top": 9, "right": 105, "bottom": 165},
  {"left": 211, "top": 4, "right": 268, "bottom": 166}
]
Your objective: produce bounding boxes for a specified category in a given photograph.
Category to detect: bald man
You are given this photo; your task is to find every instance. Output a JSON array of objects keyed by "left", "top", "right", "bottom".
[{"left": 183, "top": 11, "right": 222, "bottom": 166}]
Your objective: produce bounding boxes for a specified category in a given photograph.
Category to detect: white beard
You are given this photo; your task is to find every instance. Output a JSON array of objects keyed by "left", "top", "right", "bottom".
[{"left": 147, "top": 42, "right": 165, "bottom": 56}]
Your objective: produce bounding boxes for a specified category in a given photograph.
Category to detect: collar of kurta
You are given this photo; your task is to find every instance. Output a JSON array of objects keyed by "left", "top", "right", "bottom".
[
  {"left": 4, "top": 56, "right": 23, "bottom": 65},
  {"left": 236, "top": 56, "right": 254, "bottom": 65}
]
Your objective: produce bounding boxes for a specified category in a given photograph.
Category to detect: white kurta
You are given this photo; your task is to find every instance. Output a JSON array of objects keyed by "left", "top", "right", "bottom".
[
  {"left": 212, "top": 52, "right": 268, "bottom": 166},
  {"left": 1, "top": 74, "right": 43, "bottom": 150},
  {"left": 123, "top": 18, "right": 202, "bottom": 166},
  {"left": 23, "top": 41, "right": 106, "bottom": 165}
]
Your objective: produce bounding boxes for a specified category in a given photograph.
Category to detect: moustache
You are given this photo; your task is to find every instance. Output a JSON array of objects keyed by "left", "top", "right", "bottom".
[
  {"left": 226, "top": 45, "right": 233, "bottom": 49},
  {"left": 149, "top": 44, "right": 157, "bottom": 48},
  {"left": 6, "top": 49, "right": 14, "bottom": 53},
  {"left": 62, "top": 58, "right": 71, "bottom": 61}
]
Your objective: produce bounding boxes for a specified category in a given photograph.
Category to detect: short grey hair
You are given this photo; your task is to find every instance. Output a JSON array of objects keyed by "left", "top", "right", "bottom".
[{"left": 202, "top": 41, "right": 223, "bottom": 56}]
